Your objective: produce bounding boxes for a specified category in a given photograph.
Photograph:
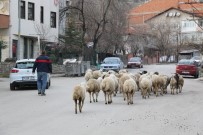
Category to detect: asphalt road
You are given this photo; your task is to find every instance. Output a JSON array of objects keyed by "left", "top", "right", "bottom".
[{"left": 0, "top": 64, "right": 203, "bottom": 135}]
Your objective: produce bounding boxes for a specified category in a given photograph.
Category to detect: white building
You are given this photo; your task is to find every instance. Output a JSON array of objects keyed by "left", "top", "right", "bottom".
[
  {"left": 0, "top": 0, "right": 59, "bottom": 61},
  {"left": 145, "top": 7, "right": 203, "bottom": 45}
]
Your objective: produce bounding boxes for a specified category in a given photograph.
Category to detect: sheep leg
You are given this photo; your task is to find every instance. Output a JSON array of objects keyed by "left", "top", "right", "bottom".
[
  {"left": 108, "top": 93, "right": 112, "bottom": 104},
  {"left": 123, "top": 92, "right": 126, "bottom": 101},
  {"left": 92, "top": 92, "right": 95, "bottom": 102},
  {"left": 179, "top": 86, "right": 182, "bottom": 93},
  {"left": 96, "top": 92, "right": 99, "bottom": 102},
  {"left": 79, "top": 99, "right": 82, "bottom": 113},
  {"left": 81, "top": 99, "right": 84, "bottom": 109},
  {"left": 147, "top": 88, "right": 150, "bottom": 98},
  {"left": 131, "top": 93, "right": 134, "bottom": 104},
  {"left": 127, "top": 93, "right": 129, "bottom": 105},
  {"left": 74, "top": 99, "right": 77, "bottom": 114},
  {"left": 104, "top": 92, "right": 107, "bottom": 104},
  {"left": 89, "top": 92, "right": 92, "bottom": 103}
]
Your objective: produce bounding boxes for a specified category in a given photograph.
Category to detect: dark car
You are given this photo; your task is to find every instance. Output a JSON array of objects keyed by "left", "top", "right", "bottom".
[
  {"left": 176, "top": 59, "right": 200, "bottom": 78},
  {"left": 127, "top": 57, "right": 143, "bottom": 68}
]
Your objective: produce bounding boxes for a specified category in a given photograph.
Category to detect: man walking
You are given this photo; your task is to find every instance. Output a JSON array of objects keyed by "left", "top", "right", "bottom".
[{"left": 32, "top": 50, "right": 52, "bottom": 96}]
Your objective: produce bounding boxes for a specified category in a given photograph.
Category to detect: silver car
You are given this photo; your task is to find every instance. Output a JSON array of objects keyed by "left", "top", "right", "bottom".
[{"left": 100, "top": 57, "right": 124, "bottom": 72}]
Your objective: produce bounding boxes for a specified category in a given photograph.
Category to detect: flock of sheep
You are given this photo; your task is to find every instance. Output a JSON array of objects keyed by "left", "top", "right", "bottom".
[{"left": 72, "top": 69, "right": 184, "bottom": 114}]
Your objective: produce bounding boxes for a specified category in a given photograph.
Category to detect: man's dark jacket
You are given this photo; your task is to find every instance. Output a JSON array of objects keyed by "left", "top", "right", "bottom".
[{"left": 32, "top": 55, "right": 52, "bottom": 73}]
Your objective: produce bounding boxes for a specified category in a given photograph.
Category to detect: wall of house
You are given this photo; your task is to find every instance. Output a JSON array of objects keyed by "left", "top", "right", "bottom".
[{"left": 1, "top": 0, "right": 59, "bottom": 61}]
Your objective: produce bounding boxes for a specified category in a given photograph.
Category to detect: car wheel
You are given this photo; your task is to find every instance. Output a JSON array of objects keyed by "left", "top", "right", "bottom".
[
  {"left": 194, "top": 73, "right": 199, "bottom": 78},
  {"left": 49, "top": 80, "right": 51, "bottom": 87},
  {"left": 46, "top": 82, "right": 49, "bottom": 89},
  {"left": 10, "top": 83, "right": 15, "bottom": 90}
]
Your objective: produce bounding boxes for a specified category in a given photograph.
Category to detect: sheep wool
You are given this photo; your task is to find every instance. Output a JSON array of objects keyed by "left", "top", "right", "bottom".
[{"left": 72, "top": 82, "right": 86, "bottom": 114}]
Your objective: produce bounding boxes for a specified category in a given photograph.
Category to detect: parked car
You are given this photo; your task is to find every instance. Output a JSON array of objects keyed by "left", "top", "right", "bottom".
[
  {"left": 190, "top": 56, "right": 202, "bottom": 64},
  {"left": 176, "top": 59, "right": 200, "bottom": 78},
  {"left": 100, "top": 57, "right": 124, "bottom": 72},
  {"left": 9, "top": 59, "right": 51, "bottom": 90},
  {"left": 127, "top": 57, "right": 143, "bottom": 68}
]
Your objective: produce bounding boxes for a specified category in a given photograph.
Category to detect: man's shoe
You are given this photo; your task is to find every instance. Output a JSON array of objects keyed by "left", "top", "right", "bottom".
[
  {"left": 38, "top": 92, "right": 41, "bottom": 95},
  {"left": 41, "top": 93, "right": 46, "bottom": 96}
]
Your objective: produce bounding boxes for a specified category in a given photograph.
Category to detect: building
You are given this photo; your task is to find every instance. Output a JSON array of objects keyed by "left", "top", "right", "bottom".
[
  {"left": 145, "top": 7, "right": 203, "bottom": 44},
  {"left": 0, "top": 0, "right": 59, "bottom": 61},
  {"left": 128, "top": 0, "right": 203, "bottom": 26}
]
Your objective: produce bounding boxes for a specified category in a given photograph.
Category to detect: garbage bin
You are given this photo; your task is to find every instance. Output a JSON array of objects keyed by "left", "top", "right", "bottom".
[{"left": 64, "top": 61, "right": 90, "bottom": 77}]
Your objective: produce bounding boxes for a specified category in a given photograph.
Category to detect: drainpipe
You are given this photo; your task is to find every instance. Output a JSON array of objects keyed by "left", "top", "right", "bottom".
[{"left": 17, "top": 0, "right": 21, "bottom": 59}]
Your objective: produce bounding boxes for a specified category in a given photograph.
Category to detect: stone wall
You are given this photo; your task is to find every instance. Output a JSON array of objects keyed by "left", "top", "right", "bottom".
[{"left": 0, "top": 63, "right": 66, "bottom": 76}]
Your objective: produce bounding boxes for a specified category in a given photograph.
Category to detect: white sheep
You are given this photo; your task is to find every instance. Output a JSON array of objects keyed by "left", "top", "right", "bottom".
[
  {"left": 86, "top": 79, "right": 100, "bottom": 103},
  {"left": 170, "top": 75, "right": 178, "bottom": 95},
  {"left": 139, "top": 76, "right": 152, "bottom": 99},
  {"left": 159, "top": 74, "right": 171, "bottom": 94},
  {"left": 92, "top": 70, "right": 102, "bottom": 79},
  {"left": 100, "top": 77, "right": 115, "bottom": 104},
  {"left": 72, "top": 82, "right": 86, "bottom": 114},
  {"left": 119, "top": 69, "right": 128, "bottom": 74},
  {"left": 118, "top": 73, "right": 133, "bottom": 94},
  {"left": 123, "top": 78, "right": 138, "bottom": 105},
  {"left": 84, "top": 69, "right": 93, "bottom": 82}
]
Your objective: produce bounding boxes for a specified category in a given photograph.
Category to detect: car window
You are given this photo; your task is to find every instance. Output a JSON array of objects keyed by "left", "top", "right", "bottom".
[
  {"left": 16, "top": 62, "right": 35, "bottom": 69},
  {"left": 178, "top": 60, "right": 196, "bottom": 65},
  {"left": 104, "top": 59, "right": 119, "bottom": 64},
  {"left": 129, "top": 57, "right": 141, "bottom": 62}
]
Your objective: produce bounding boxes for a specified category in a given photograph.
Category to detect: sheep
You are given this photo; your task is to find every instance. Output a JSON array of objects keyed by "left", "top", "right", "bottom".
[
  {"left": 86, "top": 79, "right": 100, "bottom": 103},
  {"left": 123, "top": 78, "right": 138, "bottom": 105},
  {"left": 119, "top": 69, "right": 128, "bottom": 74},
  {"left": 178, "top": 75, "right": 184, "bottom": 93},
  {"left": 72, "top": 82, "right": 86, "bottom": 114},
  {"left": 118, "top": 73, "right": 131, "bottom": 94},
  {"left": 151, "top": 74, "right": 166, "bottom": 97},
  {"left": 134, "top": 72, "right": 141, "bottom": 91},
  {"left": 139, "top": 76, "right": 152, "bottom": 99},
  {"left": 84, "top": 69, "right": 93, "bottom": 82},
  {"left": 170, "top": 73, "right": 184, "bottom": 94},
  {"left": 159, "top": 74, "right": 171, "bottom": 94},
  {"left": 109, "top": 74, "right": 119, "bottom": 96},
  {"left": 100, "top": 77, "right": 115, "bottom": 104},
  {"left": 92, "top": 70, "right": 102, "bottom": 79},
  {"left": 170, "top": 75, "right": 178, "bottom": 95}
]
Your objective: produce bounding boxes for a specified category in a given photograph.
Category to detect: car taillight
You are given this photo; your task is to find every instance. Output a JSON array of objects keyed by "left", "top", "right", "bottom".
[
  {"left": 176, "top": 65, "right": 180, "bottom": 70},
  {"left": 10, "top": 69, "right": 19, "bottom": 73}
]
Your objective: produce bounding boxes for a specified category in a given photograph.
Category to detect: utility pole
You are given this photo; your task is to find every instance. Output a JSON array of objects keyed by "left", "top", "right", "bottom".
[{"left": 17, "top": 0, "right": 21, "bottom": 59}]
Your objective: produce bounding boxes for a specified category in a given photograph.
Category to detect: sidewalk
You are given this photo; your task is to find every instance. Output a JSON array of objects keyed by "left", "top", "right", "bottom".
[{"left": 51, "top": 74, "right": 65, "bottom": 78}]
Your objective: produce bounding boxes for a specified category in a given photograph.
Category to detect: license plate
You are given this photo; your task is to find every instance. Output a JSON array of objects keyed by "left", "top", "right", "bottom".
[
  {"left": 182, "top": 71, "right": 189, "bottom": 74},
  {"left": 22, "top": 76, "right": 35, "bottom": 80}
]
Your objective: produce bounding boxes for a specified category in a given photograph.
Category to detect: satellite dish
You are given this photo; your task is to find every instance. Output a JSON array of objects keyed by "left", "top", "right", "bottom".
[
  {"left": 0, "top": 1, "right": 4, "bottom": 10},
  {"left": 169, "top": 12, "right": 173, "bottom": 17},
  {"left": 176, "top": 12, "right": 181, "bottom": 16}
]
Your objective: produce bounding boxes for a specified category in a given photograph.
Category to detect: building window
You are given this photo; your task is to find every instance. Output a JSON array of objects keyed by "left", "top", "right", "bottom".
[
  {"left": 40, "top": 6, "right": 44, "bottom": 23},
  {"left": 50, "top": 12, "right": 56, "bottom": 28},
  {"left": 20, "top": 1, "right": 25, "bottom": 19},
  {"left": 28, "top": 2, "right": 34, "bottom": 20}
]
